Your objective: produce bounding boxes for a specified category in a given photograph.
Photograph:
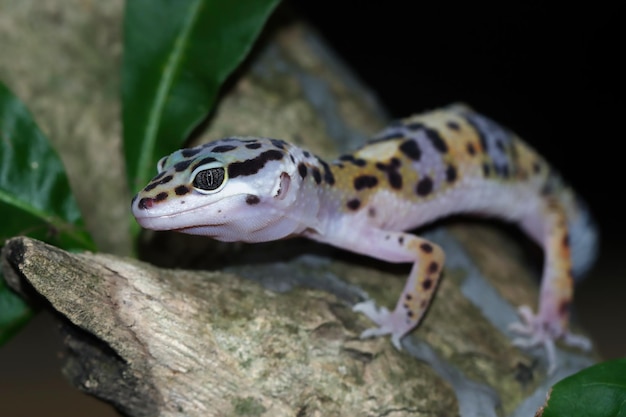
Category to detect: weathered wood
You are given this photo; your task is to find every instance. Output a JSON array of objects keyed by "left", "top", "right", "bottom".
[{"left": 2, "top": 237, "right": 457, "bottom": 416}]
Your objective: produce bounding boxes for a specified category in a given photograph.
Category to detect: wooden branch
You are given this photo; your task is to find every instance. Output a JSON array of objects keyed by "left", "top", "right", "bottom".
[{"left": 2, "top": 237, "right": 459, "bottom": 416}]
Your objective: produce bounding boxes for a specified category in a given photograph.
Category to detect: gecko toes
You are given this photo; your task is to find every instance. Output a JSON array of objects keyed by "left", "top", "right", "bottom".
[
  {"left": 353, "top": 299, "right": 412, "bottom": 350},
  {"left": 562, "top": 332, "right": 592, "bottom": 351},
  {"left": 353, "top": 299, "right": 389, "bottom": 320},
  {"left": 509, "top": 304, "right": 592, "bottom": 374}
]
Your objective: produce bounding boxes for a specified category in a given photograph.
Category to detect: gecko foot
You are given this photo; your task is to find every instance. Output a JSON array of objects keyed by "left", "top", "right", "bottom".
[
  {"left": 353, "top": 299, "right": 410, "bottom": 350},
  {"left": 509, "top": 305, "right": 592, "bottom": 373}
]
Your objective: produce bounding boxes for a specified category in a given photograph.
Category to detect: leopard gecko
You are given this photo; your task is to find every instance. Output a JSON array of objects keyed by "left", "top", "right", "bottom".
[{"left": 131, "top": 104, "right": 597, "bottom": 371}]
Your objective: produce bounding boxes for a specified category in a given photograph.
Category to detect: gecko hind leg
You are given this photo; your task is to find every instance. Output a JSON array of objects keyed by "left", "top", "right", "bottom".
[{"left": 511, "top": 202, "right": 592, "bottom": 372}]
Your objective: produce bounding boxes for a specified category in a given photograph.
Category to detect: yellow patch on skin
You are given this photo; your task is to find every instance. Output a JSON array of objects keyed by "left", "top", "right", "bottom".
[{"left": 355, "top": 140, "right": 401, "bottom": 160}]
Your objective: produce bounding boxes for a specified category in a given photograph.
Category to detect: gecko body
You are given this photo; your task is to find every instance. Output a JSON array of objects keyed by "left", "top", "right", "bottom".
[{"left": 132, "top": 104, "right": 597, "bottom": 371}]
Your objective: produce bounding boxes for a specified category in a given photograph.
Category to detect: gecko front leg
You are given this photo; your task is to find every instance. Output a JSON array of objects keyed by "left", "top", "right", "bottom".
[{"left": 308, "top": 227, "right": 445, "bottom": 349}]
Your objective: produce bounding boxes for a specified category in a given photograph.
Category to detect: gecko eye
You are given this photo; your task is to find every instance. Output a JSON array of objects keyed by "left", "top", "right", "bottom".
[{"left": 192, "top": 167, "right": 226, "bottom": 193}]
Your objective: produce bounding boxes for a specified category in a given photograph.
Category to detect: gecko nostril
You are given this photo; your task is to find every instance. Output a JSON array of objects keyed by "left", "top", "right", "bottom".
[{"left": 138, "top": 197, "right": 154, "bottom": 210}]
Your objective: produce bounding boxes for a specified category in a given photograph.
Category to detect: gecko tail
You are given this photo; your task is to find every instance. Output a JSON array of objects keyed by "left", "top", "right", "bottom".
[{"left": 568, "top": 195, "right": 599, "bottom": 281}]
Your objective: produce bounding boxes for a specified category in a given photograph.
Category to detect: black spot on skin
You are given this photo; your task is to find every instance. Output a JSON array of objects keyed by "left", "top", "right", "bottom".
[
  {"left": 246, "top": 195, "right": 260, "bottom": 205},
  {"left": 465, "top": 117, "right": 489, "bottom": 152},
  {"left": 388, "top": 173, "right": 402, "bottom": 189},
  {"left": 174, "top": 160, "right": 193, "bottom": 172},
  {"left": 399, "top": 140, "right": 422, "bottom": 160},
  {"left": 144, "top": 175, "right": 174, "bottom": 192},
  {"left": 354, "top": 175, "right": 378, "bottom": 190},
  {"left": 181, "top": 148, "right": 202, "bottom": 158},
  {"left": 405, "top": 294, "right": 412, "bottom": 300},
  {"left": 143, "top": 182, "right": 158, "bottom": 192},
  {"left": 152, "top": 171, "right": 167, "bottom": 181},
  {"left": 398, "top": 236, "right": 404, "bottom": 245},
  {"left": 191, "top": 157, "right": 218, "bottom": 172},
  {"left": 290, "top": 154, "right": 295, "bottom": 163},
  {"left": 496, "top": 140, "right": 506, "bottom": 153},
  {"left": 245, "top": 143, "right": 262, "bottom": 149},
  {"left": 492, "top": 164, "right": 509, "bottom": 179},
  {"left": 298, "top": 163, "right": 308, "bottom": 179},
  {"left": 228, "top": 150, "right": 284, "bottom": 178},
  {"left": 563, "top": 234, "right": 570, "bottom": 248},
  {"left": 422, "top": 278, "right": 433, "bottom": 290},
  {"left": 368, "top": 207, "right": 376, "bottom": 218},
  {"left": 346, "top": 199, "right": 361, "bottom": 210},
  {"left": 312, "top": 167, "right": 322, "bottom": 184},
  {"left": 155, "top": 192, "right": 168, "bottom": 202},
  {"left": 316, "top": 157, "right": 335, "bottom": 185},
  {"left": 467, "top": 143, "right": 476, "bottom": 156},
  {"left": 447, "top": 121, "right": 461, "bottom": 131},
  {"left": 428, "top": 261, "right": 439, "bottom": 274},
  {"left": 478, "top": 134, "right": 488, "bottom": 152},
  {"left": 499, "top": 164, "right": 510, "bottom": 178},
  {"left": 338, "top": 155, "right": 367, "bottom": 166},
  {"left": 174, "top": 185, "right": 190, "bottom": 195},
  {"left": 375, "top": 161, "right": 403, "bottom": 190},
  {"left": 482, "top": 163, "right": 491, "bottom": 177},
  {"left": 446, "top": 165, "right": 457, "bottom": 183},
  {"left": 407, "top": 310, "right": 414, "bottom": 318},
  {"left": 425, "top": 128, "right": 448, "bottom": 153},
  {"left": 416, "top": 176, "right": 433, "bottom": 196},
  {"left": 420, "top": 243, "right": 433, "bottom": 253},
  {"left": 271, "top": 139, "right": 287, "bottom": 150},
  {"left": 212, "top": 145, "right": 237, "bottom": 153},
  {"left": 303, "top": 151, "right": 311, "bottom": 158}
]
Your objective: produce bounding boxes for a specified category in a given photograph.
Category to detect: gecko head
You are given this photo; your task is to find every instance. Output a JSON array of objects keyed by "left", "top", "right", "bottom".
[{"left": 131, "top": 137, "right": 308, "bottom": 242}]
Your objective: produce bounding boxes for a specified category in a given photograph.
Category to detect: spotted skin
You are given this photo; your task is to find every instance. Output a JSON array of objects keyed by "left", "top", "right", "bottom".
[{"left": 132, "top": 104, "right": 597, "bottom": 372}]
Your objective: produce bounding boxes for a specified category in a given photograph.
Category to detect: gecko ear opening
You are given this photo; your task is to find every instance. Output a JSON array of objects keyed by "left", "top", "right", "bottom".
[{"left": 274, "top": 172, "right": 291, "bottom": 200}]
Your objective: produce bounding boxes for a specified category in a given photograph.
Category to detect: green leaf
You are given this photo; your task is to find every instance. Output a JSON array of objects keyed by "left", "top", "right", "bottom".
[
  {"left": 0, "top": 82, "right": 96, "bottom": 344},
  {"left": 122, "top": 0, "right": 281, "bottom": 194},
  {"left": 0, "top": 83, "right": 95, "bottom": 251},
  {"left": 0, "top": 273, "right": 33, "bottom": 345},
  {"left": 540, "top": 358, "right": 626, "bottom": 417}
]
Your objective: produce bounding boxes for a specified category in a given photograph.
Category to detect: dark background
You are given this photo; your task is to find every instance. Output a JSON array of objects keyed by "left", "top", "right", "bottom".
[
  {"left": 293, "top": 0, "right": 624, "bottom": 234},
  {"left": 3, "top": 2, "right": 624, "bottom": 416}
]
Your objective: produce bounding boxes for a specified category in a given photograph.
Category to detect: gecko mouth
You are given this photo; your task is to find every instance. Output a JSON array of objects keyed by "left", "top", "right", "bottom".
[{"left": 131, "top": 194, "right": 241, "bottom": 231}]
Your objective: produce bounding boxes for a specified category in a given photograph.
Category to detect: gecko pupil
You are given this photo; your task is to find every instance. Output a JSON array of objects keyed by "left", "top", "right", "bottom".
[{"left": 193, "top": 167, "right": 225, "bottom": 191}]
